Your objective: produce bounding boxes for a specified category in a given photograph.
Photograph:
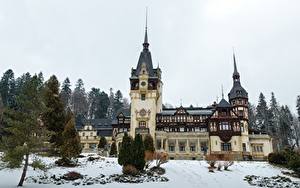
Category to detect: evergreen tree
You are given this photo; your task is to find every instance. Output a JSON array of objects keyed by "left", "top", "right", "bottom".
[
  {"left": 132, "top": 134, "right": 145, "bottom": 170},
  {"left": 98, "top": 136, "right": 107, "bottom": 149},
  {"left": 248, "top": 102, "right": 257, "bottom": 130},
  {"left": 256, "top": 93, "right": 269, "bottom": 132},
  {"left": 0, "top": 75, "right": 47, "bottom": 186},
  {"left": 144, "top": 134, "right": 155, "bottom": 152},
  {"left": 113, "top": 90, "right": 124, "bottom": 115},
  {"left": 118, "top": 132, "right": 133, "bottom": 166},
  {"left": 88, "top": 88, "right": 101, "bottom": 119},
  {"left": 109, "top": 142, "right": 117, "bottom": 157},
  {"left": 96, "top": 91, "right": 110, "bottom": 119},
  {"left": 71, "top": 79, "right": 88, "bottom": 118},
  {"left": 42, "top": 75, "right": 66, "bottom": 147},
  {"left": 0, "top": 69, "right": 16, "bottom": 108},
  {"left": 269, "top": 92, "right": 280, "bottom": 135},
  {"left": 279, "top": 105, "right": 294, "bottom": 149},
  {"left": 15, "top": 73, "right": 31, "bottom": 96},
  {"left": 297, "top": 95, "right": 300, "bottom": 121},
  {"left": 60, "top": 116, "right": 82, "bottom": 160},
  {"left": 60, "top": 78, "right": 72, "bottom": 110}
]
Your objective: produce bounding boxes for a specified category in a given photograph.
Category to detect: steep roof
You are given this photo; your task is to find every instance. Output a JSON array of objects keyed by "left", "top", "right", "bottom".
[
  {"left": 217, "top": 98, "right": 232, "bottom": 108},
  {"left": 228, "top": 53, "right": 248, "bottom": 100}
]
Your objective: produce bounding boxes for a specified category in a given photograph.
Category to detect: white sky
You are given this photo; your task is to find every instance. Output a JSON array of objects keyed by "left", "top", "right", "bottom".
[{"left": 0, "top": 0, "right": 299, "bottom": 113}]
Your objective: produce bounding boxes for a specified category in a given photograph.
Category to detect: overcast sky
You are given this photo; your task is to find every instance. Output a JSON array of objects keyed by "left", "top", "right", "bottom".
[{"left": 0, "top": 0, "right": 299, "bottom": 113}]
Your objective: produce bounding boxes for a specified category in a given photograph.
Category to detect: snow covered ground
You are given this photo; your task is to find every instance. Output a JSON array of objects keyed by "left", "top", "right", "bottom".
[{"left": 0, "top": 153, "right": 299, "bottom": 188}]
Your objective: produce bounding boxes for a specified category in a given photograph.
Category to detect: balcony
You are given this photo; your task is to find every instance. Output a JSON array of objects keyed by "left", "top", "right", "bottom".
[{"left": 135, "top": 128, "right": 150, "bottom": 135}]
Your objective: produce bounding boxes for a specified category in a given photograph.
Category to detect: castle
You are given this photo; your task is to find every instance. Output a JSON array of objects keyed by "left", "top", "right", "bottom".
[{"left": 111, "top": 22, "right": 273, "bottom": 160}]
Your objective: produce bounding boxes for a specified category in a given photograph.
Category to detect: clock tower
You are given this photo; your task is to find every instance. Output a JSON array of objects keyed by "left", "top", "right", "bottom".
[{"left": 129, "top": 22, "right": 162, "bottom": 139}]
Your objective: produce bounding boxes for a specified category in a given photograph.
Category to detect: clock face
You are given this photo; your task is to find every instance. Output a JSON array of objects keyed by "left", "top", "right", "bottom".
[{"left": 141, "top": 81, "right": 146, "bottom": 87}]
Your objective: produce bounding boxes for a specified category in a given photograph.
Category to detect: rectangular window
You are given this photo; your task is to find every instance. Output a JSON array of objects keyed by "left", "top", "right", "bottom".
[
  {"left": 221, "top": 143, "right": 232, "bottom": 151},
  {"left": 190, "top": 145, "right": 196, "bottom": 152},
  {"left": 179, "top": 145, "right": 185, "bottom": 152},
  {"left": 169, "top": 145, "right": 175, "bottom": 152},
  {"left": 141, "top": 94, "right": 146, "bottom": 100},
  {"left": 242, "top": 143, "right": 246, "bottom": 152}
]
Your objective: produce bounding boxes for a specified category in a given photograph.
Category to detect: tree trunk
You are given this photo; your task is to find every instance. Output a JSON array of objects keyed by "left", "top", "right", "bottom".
[{"left": 18, "top": 153, "right": 29, "bottom": 187}]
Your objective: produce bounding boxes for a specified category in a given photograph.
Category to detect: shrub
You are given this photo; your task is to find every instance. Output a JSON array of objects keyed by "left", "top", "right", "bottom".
[
  {"left": 55, "top": 158, "right": 77, "bottom": 167},
  {"left": 224, "top": 161, "right": 234, "bottom": 170},
  {"left": 31, "top": 158, "right": 47, "bottom": 171},
  {"left": 217, "top": 162, "right": 223, "bottom": 171},
  {"left": 144, "top": 150, "right": 154, "bottom": 169},
  {"left": 109, "top": 142, "right": 117, "bottom": 157},
  {"left": 206, "top": 155, "right": 218, "bottom": 168},
  {"left": 62, "top": 171, "right": 83, "bottom": 181},
  {"left": 122, "top": 164, "right": 139, "bottom": 175},
  {"left": 268, "top": 152, "right": 287, "bottom": 165},
  {"left": 154, "top": 151, "right": 169, "bottom": 168}
]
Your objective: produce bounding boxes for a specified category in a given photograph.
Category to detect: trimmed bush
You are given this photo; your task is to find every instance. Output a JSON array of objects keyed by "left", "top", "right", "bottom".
[
  {"left": 122, "top": 164, "right": 139, "bottom": 175},
  {"left": 268, "top": 152, "right": 287, "bottom": 165},
  {"left": 62, "top": 171, "right": 83, "bottom": 181}
]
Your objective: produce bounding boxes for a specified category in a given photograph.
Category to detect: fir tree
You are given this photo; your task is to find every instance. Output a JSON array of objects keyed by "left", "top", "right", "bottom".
[
  {"left": 96, "top": 91, "right": 110, "bottom": 119},
  {"left": 248, "top": 102, "right": 257, "bottom": 130},
  {"left": 0, "top": 69, "right": 16, "bottom": 108},
  {"left": 71, "top": 79, "right": 88, "bottom": 118},
  {"left": 109, "top": 141, "right": 117, "bottom": 157},
  {"left": 256, "top": 93, "right": 269, "bottom": 132},
  {"left": 297, "top": 95, "right": 300, "bottom": 121},
  {"left": 118, "top": 132, "right": 133, "bottom": 166},
  {"left": 98, "top": 136, "right": 107, "bottom": 149},
  {"left": 42, "top": 75, "right": 66, "bottom": 147},
  {"left": 279, "top": 105, "right": 294, "bottom": 149},
  {"left": 144, "top": 134, "right": 155, "bottom": 153},
  {"left": 60, "top": 116, "right": 82, "bottom": 160},
  {"left": 113, "top": 90, "right": 124, "bottom": 115},
  {"left": 60, "top": 78, "right": 72, "bottom": 110},
  {"left": 0, "top": 75, "right": 47, "bottom": 186},
  {"left": 132, "top": 134, "right": 145, "bottom": 170},
  {"left": 269, "top": 92, "right": 280, "bottom": 135}
]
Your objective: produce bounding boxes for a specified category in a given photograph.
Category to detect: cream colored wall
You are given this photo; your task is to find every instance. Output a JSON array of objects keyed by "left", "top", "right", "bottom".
[
  {"left": 249, "top": 135, "right": 273, "bottom": 157},
  {"left": 210, "top": 136, "right": 221, "bottom": 152}
]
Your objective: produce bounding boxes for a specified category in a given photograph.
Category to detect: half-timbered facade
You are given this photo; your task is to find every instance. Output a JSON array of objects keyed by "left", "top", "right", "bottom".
[{"left": 112, "top": 23, "right": 273, "bottom": 160}]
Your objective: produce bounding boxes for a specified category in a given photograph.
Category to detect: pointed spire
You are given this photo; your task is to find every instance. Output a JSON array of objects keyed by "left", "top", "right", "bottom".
[
  {"left": 221, "top": 85, "right": 224, "bottom": 99},
  {"left": 232, "top": 48, "right": 240, "bottom": 81},
  {"left": 143, "top": 7, "right": 149, "bottom": 50}
]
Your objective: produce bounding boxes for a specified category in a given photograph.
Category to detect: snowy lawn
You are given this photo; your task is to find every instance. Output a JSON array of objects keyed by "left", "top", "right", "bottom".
[{"left": 0, "top": 153, "right": 299, "bottom": 188}]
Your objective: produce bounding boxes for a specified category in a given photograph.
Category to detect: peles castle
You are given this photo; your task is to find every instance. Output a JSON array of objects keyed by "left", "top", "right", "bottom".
[{"left": 78, "top": 22, "right": 273, "bottom": 160}]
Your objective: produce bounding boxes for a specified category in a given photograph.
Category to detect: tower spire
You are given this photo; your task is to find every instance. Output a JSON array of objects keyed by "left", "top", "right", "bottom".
[
  {"left": 221, "top": 85, "right": 224, "bottom": 99},
  {"left": 232, "top": 49, "right": 240, "bottom": 81},
  {"left": 143, "top": 7, "right": 149, "bottom": 50}
]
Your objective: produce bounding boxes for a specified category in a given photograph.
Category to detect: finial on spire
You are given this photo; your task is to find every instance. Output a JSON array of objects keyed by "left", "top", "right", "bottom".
[
  {"left": 221, "top": 85, "right": 224, "bottom": 99},
  {"left": 232, "top": 47, "right": 239, "bottom": 75},
  {"left": 143, "top": 7, "right": 149, "bottom": 49}
]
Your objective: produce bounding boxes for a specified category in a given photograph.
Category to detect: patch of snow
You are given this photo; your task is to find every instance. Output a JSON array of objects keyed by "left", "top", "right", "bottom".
[{"left": 0, "top": 154, "right": 299, "bottom": 188}]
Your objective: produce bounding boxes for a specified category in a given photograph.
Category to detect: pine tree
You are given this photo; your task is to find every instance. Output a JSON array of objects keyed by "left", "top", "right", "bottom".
[
  {"left": 297, "top": 95, "right": 300, "bottom": 121},
  {"left": 71, "top": 79, "right": 88, "bottom": 118},
  {"left": 144, "top": 134, "right": 155, "bottom": 152},
  {"left": 256, "top": 93, "right": 269, "bottom": 132},
  {"left": 60, "top": 116, "right": 82, "bottom": 160},
  {"left": 109, "top": 142, "right": 117, "bottom": 157},
  {"left": 269, "top": 92, "right": 280, "bottom": 135},
  {"left": 0, "top": 75, "right": 47, "bottom": 186},
  {"left": 279, "top": 105, "right": 294, "bottom": 149},
  {"left": 132, "top": 134, "right": 145, "bottom": 170},
  {"left": 118, "top": 132, "right": 133, "bottom": 166},
  {"left": 60, "top": 78, "right": 72, "bottom": 110},
  {"left": 113, "top": 90, "right": 124, "bottom": 116},
  {"left": 98, "top": 136, "right": 107, "bottom": 149},
  {"left": 248, "top": 102, "right": 257, "bottom": 130},
  {"left": 0, "top": 69, "right": 16, "bottom": 108},
  {"left": 42, "top": 75, "right": 66, "bottom": 147},
  {"left": 88, "top": 88, "right": 101, "bottom": 119},
  {"left": 97, "top": 91, "right": 110, "bottom": 119}
]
